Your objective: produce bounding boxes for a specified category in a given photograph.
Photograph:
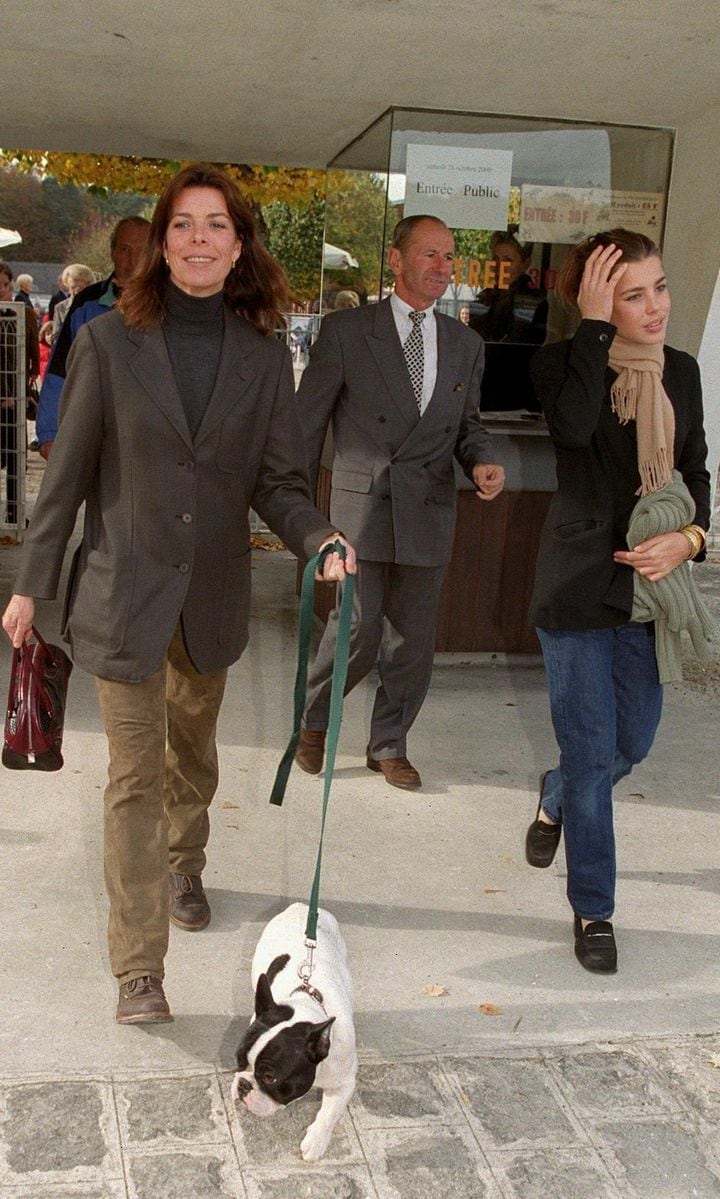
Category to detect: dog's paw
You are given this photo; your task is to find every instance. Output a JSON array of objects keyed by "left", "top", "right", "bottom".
[{"left": 300, "top": 1121, "right": 332, "bottom": 1162}]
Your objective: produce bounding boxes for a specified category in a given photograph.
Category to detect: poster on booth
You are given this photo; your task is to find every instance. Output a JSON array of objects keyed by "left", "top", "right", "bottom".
[
  {"left": 404, "top": 144, "right": 513, "bottom": 231},
  {"left": 519, "top": 185, "right": 664, "bottom": 243}
]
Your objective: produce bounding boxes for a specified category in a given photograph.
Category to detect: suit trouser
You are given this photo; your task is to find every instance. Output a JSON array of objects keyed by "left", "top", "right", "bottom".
[
  {"left": 95, "top": 624, "right": 227, "bottom": 982},
  {"left": 304, "top": 559, "right": 446, "bottom": 760}
]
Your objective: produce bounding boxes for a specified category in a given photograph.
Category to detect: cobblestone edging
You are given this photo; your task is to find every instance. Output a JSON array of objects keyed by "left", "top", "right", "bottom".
[{"left": 2, "top": 1034, "right": 720, "bottom": 1198}]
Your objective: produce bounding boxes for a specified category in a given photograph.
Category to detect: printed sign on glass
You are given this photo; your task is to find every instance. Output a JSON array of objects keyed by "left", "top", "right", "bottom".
[{"left": 404, "top": 145, "right": 513, "bottom": 231}]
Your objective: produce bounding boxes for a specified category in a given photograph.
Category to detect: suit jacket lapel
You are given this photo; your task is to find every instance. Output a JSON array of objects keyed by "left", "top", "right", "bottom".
[
  {"left": 127, "top": 312, "right": 258, "bottom": 450},
  {"left": 426, "top": 315, "right": 460, "bottom": 416},
  {"left": 367, "top": 298, "right": 420, "bottom": 427},
  {"left": 128, "top": 326, "right": 193, "bottom": 450}
]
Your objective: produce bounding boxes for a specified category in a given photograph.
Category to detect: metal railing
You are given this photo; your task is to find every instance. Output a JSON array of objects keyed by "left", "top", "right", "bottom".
[{"left": 0, "top": 302, "right": 27, "bottom": 537}]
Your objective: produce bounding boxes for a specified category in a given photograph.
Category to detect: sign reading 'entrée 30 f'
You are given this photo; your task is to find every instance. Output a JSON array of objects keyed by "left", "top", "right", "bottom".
[{"left": 404, "top": 144, "right": 513, "bottom": 231}]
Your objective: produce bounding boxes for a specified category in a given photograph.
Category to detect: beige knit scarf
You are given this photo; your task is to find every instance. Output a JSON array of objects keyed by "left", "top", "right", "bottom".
[{"left": 608, "top": 335, "right": 675, "bottom": 496}]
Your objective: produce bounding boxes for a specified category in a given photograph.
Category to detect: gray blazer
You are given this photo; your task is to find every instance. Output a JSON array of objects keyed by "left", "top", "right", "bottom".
[
  {"left": 14, "top": 307, "right": 334, "bottom": 680},
  {"left": 297, "top": 298, "right": 494, "bottom": 567}
]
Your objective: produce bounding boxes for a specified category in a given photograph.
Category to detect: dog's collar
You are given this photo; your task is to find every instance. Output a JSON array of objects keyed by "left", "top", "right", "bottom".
[{"left": 291, "top": 982, "right": 327, "bottom": 1013}]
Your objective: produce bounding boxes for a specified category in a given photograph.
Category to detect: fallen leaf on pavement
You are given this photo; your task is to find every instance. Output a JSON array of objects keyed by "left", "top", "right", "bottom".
[
  {"left": 709, "top": 1054, "right": 720, "bottom": 1069},
  {"left": 478, "top": 1003, "right": 503, "bottom": 1016},
  {"left": 221, "top": 802, "right": 239, "bottom": 809},
  {"left": 483, "top": 888, "right": 506, "bottom": 894},
  {"left": 422, "top": 984, "right": 448, "bottom": 998}
]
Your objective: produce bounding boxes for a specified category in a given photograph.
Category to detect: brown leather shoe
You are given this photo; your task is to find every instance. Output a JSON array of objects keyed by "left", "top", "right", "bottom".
[
  {"left": 366, "top": 755, "right": 421, "bottom": 790},
  {"left": 295, "top": 729, "right": 326, "bottom": 774},
  {"left": 116, "top": 975, "right": 173, "bottom": 1024},
  {"left": 169, "top": 873, "right": 211, "bottom": 931}
]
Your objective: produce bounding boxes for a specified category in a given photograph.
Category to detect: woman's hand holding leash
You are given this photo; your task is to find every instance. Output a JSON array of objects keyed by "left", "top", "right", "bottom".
[{"left": 315, "top": 535, "right": 357, "bottom": 582}]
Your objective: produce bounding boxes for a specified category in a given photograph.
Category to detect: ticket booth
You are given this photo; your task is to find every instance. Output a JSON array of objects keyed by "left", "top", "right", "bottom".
[{"left": 311, "top": 107, "right": 674, "bottom": 651}]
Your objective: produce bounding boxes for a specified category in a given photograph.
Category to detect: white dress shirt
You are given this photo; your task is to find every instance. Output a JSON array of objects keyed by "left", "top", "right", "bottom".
[{"left": 390, "top": 293, "right": 438, "bottom": 415}]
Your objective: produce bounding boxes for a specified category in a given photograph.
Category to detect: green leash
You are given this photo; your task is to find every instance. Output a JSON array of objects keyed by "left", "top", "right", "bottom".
[{"left": 269, "top": 540, "right": 355, "bottom": 942}]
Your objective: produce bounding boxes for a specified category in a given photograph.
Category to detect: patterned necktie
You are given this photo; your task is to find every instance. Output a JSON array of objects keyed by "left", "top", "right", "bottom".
[{"left": 403, "top": 309, "right": 426, "bottom": 412}]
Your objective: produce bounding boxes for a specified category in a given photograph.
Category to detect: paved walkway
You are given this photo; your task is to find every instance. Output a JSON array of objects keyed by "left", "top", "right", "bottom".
[{"left": 1, "top": 456, "right": 719, "bottom": 1197}]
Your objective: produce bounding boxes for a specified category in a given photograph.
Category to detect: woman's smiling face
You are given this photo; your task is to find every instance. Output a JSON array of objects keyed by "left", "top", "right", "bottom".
[{"left": 164, "top": 186, "right": 242, "bottom": 297}]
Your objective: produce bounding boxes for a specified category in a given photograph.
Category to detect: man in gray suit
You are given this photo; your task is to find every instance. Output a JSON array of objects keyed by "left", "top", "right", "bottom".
[{"left": 295, "top": 214, "right": 505, "bottom": 789}]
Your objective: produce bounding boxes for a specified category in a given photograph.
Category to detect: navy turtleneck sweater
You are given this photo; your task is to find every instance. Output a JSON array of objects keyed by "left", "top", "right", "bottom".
[{"left": 163, "top": 280, "right": 225, "bottom": 439}]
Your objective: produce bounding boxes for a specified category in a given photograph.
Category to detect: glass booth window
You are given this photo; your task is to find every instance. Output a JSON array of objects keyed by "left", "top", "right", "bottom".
[{"left": 326, "top": 108, "right": 673, "bottom": 416}]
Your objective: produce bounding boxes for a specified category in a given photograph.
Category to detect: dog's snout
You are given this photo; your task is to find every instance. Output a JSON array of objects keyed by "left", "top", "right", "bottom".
[{"left": 235, "top": 1076, "right": 253, "bottom": 1098}]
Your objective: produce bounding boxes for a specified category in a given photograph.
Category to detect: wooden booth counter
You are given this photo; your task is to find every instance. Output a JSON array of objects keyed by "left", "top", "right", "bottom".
[{"left": 302, "top": 415, "right": 557, "bottom": 654}]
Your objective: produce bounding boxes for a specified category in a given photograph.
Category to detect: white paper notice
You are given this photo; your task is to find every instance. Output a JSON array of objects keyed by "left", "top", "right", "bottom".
[{"left": 404, "top": 144, "right": 513, "bottom": 230}]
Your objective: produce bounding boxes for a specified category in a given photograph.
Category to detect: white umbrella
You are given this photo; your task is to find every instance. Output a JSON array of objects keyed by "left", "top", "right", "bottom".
[
  {"left": 0, "top": 227, "right": 22, "bottom": 249},
  {"left": 323, "top": 242, "right": 359, "bottom": 270}
]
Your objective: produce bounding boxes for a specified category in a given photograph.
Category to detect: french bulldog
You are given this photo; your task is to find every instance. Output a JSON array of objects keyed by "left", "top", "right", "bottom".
[{"left": 231, "top": 902, "right": 357, "bottom": 1162}]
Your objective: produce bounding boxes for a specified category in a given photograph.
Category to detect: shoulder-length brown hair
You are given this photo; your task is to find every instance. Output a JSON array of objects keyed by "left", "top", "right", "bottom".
[
  {"left": 118, "top": 163, "right": 289, "bottom": 335},
  {"left": 556, "top": 227, "right": 660, "bottom": 307}
]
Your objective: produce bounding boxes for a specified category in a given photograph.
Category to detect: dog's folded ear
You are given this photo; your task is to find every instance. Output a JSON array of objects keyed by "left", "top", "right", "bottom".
[{"left": 305, "top": 1016, "right": 335, "bottom": 1064}]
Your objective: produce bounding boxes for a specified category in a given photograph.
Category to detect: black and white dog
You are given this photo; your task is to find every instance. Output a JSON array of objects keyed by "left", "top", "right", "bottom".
[{"left": 231, "top": 902, "right": 357, "bottom": 1162}]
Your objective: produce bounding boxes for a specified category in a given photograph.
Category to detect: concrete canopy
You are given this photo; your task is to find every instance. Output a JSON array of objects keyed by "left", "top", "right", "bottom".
[{"left": 1, "top": 0, "right": 719, "bottom": 167}]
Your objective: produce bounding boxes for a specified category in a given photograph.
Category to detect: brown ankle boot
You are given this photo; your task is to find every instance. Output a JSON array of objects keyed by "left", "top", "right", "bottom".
[
  {"left": 169, "top": 873, "right": 211, "bottom": 931},
  {"left": 116, "top": 975, "right": 173, "bottom": 1024},
  {"left": 295, "top": 729, "right": 326, "bottom": 774}
]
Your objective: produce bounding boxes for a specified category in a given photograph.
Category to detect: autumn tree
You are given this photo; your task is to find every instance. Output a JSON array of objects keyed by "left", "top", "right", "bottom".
[
  {"left": 323, "top": 171, "right": 387, "bottom": 297},
  {"left": 264, "top": 192, "right": 324, "bottom": 303}
]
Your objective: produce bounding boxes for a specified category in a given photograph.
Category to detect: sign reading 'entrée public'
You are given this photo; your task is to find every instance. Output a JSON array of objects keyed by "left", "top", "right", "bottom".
[{"left": 403, "top": 144, "right": 513, "bottom": 231}]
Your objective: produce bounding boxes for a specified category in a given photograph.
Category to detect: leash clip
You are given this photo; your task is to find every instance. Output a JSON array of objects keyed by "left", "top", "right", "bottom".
[{"left": 298, "top": 937, "right": 317, "bottom": 985}]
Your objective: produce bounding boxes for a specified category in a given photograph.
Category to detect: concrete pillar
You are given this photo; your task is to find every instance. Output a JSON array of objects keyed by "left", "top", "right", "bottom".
[{"left": 663, "top": 102, "right": 720, "bottom": 544}]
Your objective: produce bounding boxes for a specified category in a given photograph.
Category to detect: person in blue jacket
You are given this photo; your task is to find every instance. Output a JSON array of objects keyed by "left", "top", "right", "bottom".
[{"left": 36, "top": 216, "right": 150, "bottom": 457}]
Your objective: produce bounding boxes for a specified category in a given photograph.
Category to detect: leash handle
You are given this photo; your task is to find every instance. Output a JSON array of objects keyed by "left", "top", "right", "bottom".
[{"left": 268, "top": 539, "right": 354, "bottom": 943}]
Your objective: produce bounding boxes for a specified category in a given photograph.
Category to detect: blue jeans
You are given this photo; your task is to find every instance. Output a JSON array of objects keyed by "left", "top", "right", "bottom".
[{"left": 537, "top": 623, "right": 663, "bottom": 922}]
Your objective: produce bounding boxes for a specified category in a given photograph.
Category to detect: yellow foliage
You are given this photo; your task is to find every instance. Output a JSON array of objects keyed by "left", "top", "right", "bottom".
[{"left": 0, "top": 149, "right": 326, "bottom": 206}]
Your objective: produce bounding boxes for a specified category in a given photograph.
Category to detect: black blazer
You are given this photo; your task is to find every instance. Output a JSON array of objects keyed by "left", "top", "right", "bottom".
[{"left": 529, "top": 319, "right": 710, "bottom": 630}]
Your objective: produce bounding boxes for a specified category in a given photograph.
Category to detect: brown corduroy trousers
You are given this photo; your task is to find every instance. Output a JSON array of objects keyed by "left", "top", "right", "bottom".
[{"left": 95, "top": 624, "right": 227, "bottom": 983}]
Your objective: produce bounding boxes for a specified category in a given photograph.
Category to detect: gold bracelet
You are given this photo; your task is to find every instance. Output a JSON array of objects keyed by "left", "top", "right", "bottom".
[
  {"left": 686, "top": 523, "right": 707, "bottom": 551},
  {"left": 679, "top": 525, "right": 704, "bottom": 559}
]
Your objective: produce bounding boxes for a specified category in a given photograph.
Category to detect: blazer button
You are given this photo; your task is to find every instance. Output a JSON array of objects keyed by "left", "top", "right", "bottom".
[
  {"left": 180, "top": 512, "right": 193, "bottom": 524},
  {"left": 180, "top": 460, "right": 195, "bottom": 471},
  {"left": 599, "top": 333, "right": 609, "bottom": 342},
  {"left": 424, "top": 497, "right": 431, "bottom": 505},
  {"left": 177, "top": 562, "right": 190, "bottom": 574},
  {"left": 378, "top": 415, "right": 387, "bottom": 423}
]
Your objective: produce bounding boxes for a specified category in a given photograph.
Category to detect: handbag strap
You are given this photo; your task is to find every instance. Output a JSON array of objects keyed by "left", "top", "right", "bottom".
[{"left": 13, "top": 627, "right": 55, "bottom": 714}]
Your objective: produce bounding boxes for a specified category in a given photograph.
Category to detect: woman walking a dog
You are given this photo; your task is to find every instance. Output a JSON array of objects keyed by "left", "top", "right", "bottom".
[
  {"left": 525, "top": 229, "right": 710, "bottom": 974},
  {"left": 2, "top": 164, "right": 355, "bottom": 1023}
]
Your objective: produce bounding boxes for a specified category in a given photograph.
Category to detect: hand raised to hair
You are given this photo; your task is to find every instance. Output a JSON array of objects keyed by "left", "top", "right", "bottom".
[{"left": 576, "top": 243, "right": 628, "bottom": 324}]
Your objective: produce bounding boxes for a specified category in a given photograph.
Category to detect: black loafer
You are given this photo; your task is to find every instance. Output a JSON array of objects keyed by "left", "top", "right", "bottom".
[
  {"left": 525, "top": 772, "right": 562, "bottom": 867},
  {"left": 573, "top": 915, "right": 617, "bottom": 973}
]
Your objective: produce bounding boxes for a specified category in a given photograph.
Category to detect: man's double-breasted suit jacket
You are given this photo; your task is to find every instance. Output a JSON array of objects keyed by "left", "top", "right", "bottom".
[{"left": 297, "top": 298, "right": 494, "bottom": 568}]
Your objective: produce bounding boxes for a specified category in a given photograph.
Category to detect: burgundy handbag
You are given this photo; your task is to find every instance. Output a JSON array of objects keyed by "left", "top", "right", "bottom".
[{"left": 2, "top": 626, "right": 73, "bottom": 771}]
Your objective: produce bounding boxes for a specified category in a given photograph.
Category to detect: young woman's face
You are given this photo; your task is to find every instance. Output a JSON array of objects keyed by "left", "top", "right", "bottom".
[
  {"left": 610, "top": 255, "right": 670, "bottom": 344},
  {"left": 164, "top": 187, "right": 242, "bottom": 297}
]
